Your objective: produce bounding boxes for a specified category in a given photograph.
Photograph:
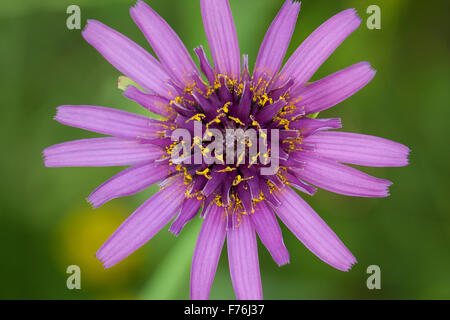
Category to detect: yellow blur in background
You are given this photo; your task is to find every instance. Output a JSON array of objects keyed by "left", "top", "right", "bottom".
[{"left": 56, "top": 204, "right": 144, "bottom": 294}]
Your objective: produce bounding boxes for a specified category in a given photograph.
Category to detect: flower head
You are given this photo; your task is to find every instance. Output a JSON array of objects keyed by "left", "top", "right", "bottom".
[{"left": 43, "top": 0, "right": 410, "bottom": 300}]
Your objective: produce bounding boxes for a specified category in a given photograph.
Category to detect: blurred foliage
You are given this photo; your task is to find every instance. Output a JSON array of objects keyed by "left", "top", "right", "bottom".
[{"left": 0, "top": 0, "right": 449, "bottom": 299}]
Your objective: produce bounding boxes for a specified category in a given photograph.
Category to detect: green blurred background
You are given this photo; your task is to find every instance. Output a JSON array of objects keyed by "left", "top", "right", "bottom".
[{"left": 1, "top": 0, "right": 449, "bottom": 299}]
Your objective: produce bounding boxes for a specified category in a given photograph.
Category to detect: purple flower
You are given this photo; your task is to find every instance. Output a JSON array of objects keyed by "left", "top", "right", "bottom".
[{"left": 43, "top": 0, "right": 410, "bottom": 300}]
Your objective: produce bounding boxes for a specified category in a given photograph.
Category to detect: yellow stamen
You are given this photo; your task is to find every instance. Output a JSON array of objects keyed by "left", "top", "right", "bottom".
[
  {"left": 228, "top": 116, "right": 245, "bottom": 126},
  {"left": 196, "top": 168, "right": 212, "bottom": 179},
  {"left": 186, "top": 113, "right": 206, "bottom": 123}
]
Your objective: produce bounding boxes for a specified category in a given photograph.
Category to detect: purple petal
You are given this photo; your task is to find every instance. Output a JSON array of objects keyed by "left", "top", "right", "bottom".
[
  {"left": 237, "top": 183, "right": 253, "bottom": 214},
  {"left": 202, "top": 169, "right": 226, "bottom": 197},
  {"left": 290, "top": 117, "right": 342, "bottom": 136},
  {"left": 200, "top": 0, "right": 240, "bottom": 80},
  {"left": 82, "top": 20, "right": 172, "bottom": 98},
  {"left": 285, "top": 171, "right": 318, "bottom": 196},
  {"left": 130, "top": 1, "right": 198, "bottom": 86},
  {"left": 255, "top": 99, "right": 288, "bottom": 125},
  {"left": 293, "top": 62, "right": 376, "bottom": 115},
  {"left": 221, "top": 171, "right": 236, "bottom": 208},
  {"left": 242, "top": 168, "right": 261, "bottom": 200},
  {"left": 43, "top": 138, "right": 164, "bottom": 167},
  {"left": 194, "top": 46, "right": 216, "bottom": 85},
  {"left": 304, "top": 131, "right": 410, "bottom": 167},
  {"left": 216, "top": 75, "right": 233, "bottom": 101},
  {"left": 55, "top": 105, "right": 161, "bottom": 139},
  {"left": 291, "top": 152, "right": 392, "bottom": 197},
  {"left": 250, "top": 201, "right": 290, "bottom": 266},
  {"left": 227, "top": 215, "right": 263, "bottom": 300},
  {"left": 170, "top": 197, "right": 202, "bottom": 236},
  {"left": 273, "top": 9, "right": 361, "bottom": 90},
  {"left": 87, "top": 162, "right": 171, "bottom": 208},
  {"left": 275, "top": 187, "right": 356, "bottom": 271},
  {"left": 241, "top": 54, "right": 250, "bottom": 82},
  {"left": 236, "top": 81, "right": 252, "bottom": 122},
  {"left": 97, "top": 177, "right": 185, "bottom": 268},
  {"left": 190, "top": 204, "right": 226, "bottom": 300},
  {"left": 253, "top": 0, "right": 301, "bottom": 81},
  {"left": 260, "top": 178, "right": 281, "bottom": 207},
  {"left": 123, "top": 86, "right": 173, "bottom": 118}
]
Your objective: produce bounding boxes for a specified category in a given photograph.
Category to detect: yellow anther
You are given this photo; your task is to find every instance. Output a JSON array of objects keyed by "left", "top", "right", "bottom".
[
  {"left": 214, "top": 79, "right": 221, "bottom": 90},
  {"left": 267, "top": 180, "right": 276, "bottom": 193},
  {"left": 218, "top": 102, "right": 231, "bottom": 114},
  {"left": 232, "top": 174, "right": 253, "bottom": 186},
  {"left": 228, "top": 116, "right": 245, "bottom": 126},
  {"left": 215, "top": 153, "right": 225, "bottom": 164},
  {"left": 196, "top": 168, "right": 212, "bottom": 179},
  {"left": 236, "top": 151, "right": 246, "bottom": 165},
  {"left": 186, "top": 113, "right": 206, "bottom": 123},
  {"left": 248, "top": 152, "right": 260, "bottom": 167},
  {"left": 170, "top": 96, "right": 185, "bottom": 106},
  {"left": 259, "top": 129, "right": 267, "bottom": 139},
  {"left": 204, "top": 130, "right": 213, "bottom": 138},
  {"left": 259, "top": 93, "right": 273, "bottom": 106},
  {"left": 216, "top": 167, "right": 236, "bottom": 173},
  {"left": 236, "top": 83, "right": 244, "bottom": 96},
  {"left": 252, "top": 191, "right": 265, "bottom": 205},
  {"left": 274, "top": 117, "right": 290, "bottom": 130},
  {"left": 232, "top": 175, "right": 243, "bottom": 186},
  {"left": 191, "top": 136, "right": 202, "bottom": 149},
  {"left": 250, "top": 116, "right": 261, "bottom": 129},
  {"left": 206, "top": 113, "right": 225, "bottom": 128}
]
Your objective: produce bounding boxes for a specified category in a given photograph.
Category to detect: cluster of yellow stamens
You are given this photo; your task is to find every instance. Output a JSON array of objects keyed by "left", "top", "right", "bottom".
[{"left": 161, "top": 73, "right": 299, "bottom": 216}]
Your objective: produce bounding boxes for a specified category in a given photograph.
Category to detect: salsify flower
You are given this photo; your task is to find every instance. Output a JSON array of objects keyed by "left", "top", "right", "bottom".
[{"left": 43, "top": 0, "right": 410, "bottom": 300}]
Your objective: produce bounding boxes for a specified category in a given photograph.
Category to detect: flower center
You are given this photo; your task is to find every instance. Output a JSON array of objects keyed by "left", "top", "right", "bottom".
[{"left": 159, "top": 72, "right": 304, "bottom": 219}]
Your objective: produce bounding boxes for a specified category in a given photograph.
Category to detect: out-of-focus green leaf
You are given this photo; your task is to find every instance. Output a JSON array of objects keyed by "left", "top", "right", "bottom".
[{"left": 138, "top": 217, "right": 201, "bottom": 300}]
